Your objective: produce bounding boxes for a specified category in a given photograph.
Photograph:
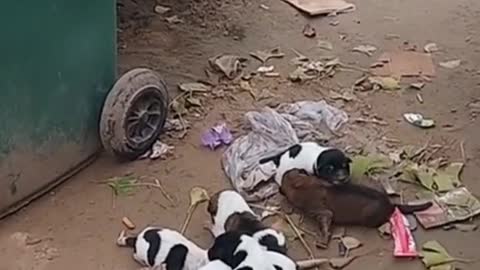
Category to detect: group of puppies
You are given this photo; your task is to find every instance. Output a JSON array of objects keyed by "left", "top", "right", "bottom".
[
  {"left": 117, "top": 141, "right": 433, "bottom": 270},
  {"left": 261, "top": 141, "right": 432, "bottom": 246},
  {"left": 117, "top": 190, "right": 294, "bottom": 270}
]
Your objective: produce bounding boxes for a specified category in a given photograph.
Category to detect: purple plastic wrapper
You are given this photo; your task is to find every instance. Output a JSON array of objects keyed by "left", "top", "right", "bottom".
[{"left": 201, "top": 123, "right": 233, "bottom": 150}]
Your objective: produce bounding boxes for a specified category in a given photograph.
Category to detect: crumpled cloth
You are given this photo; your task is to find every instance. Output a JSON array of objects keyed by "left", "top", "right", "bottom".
[{"left": 222, "top": 100, "right": 348, "bottom": 202}]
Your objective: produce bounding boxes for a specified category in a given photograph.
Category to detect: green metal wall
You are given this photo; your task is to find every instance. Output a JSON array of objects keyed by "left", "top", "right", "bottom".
[{"left": 0, "top": 1, "right": 116, "bottom": 216}]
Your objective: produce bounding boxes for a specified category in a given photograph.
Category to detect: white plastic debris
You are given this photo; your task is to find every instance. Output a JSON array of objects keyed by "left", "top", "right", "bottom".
[
  {"left": 403, "top": 113, "right": 435, "bottom": 128},
  {"left": 222, "top": 100, "right": 348, "bottom": 201}
]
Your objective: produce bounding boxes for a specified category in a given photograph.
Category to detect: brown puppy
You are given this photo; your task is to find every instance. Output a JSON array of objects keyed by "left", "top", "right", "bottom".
[{"left": 280, "top": 169, "right": 432, "bottom": 246}]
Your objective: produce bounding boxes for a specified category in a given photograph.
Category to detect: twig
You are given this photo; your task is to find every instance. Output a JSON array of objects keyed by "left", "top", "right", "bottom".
[
  {"left": 249, "top": 204, "right": 316, "bottom": 261},
  {"left": 140, "top": 176, "right": 175, "bottom": 205},
  {"left": 460, "top": 140, "right": 466, "bottom": 163},
  {"left": 284, "top": 214, "right": 316, "bottom": 260}
]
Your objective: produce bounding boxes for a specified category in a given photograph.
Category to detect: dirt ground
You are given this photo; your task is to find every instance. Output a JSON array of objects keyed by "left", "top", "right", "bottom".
[{"left": 1, "top": 0, "right": 480, "bottom": 269}]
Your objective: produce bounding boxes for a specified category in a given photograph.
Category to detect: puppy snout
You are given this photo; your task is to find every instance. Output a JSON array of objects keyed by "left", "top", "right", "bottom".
[{"left": 335, "top": 170, "right": 350, "bottom": 183}]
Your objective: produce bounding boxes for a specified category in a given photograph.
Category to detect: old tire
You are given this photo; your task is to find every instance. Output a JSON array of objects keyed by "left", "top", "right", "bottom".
[{"left": 100, "top": 68, "right": 169, "bottom": 160}]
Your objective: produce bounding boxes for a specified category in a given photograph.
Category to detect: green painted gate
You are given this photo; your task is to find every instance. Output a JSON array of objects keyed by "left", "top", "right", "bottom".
[{"left": 0, "top": 0, "right": 116, "bottom": 216}]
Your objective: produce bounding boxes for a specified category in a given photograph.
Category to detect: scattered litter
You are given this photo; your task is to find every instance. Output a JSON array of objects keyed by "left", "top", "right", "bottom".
[
  {"left": 264, "top": 72, "right": 280, "bottom": 78},
  {"left": 424, "top": 43, "right": 439, "bottom": 53},
  {"left": 141, "top": 141, "right": 174, "bottom": 160},
  {"left": 107, "top": 176, "right": 137, "bottom": 196},
  {"left": 352, "top": 45, "right": 377, "bottom": 56},
  {"left": 329, "top": 90, "right": 356, "bottom": 102},
  {"left": 281, "top": 0, "right": 355, "bottom": 16},
  {"left": 289, "top": 58, "right": 341, "bottom": 82},
  {"left": 209, "top": 54, "right": 247, "bottom": 79},
  {"left": 350, "top": 154, "right": 392, "bottom": 180},
  {"left": 340, "top": 236, "right": 362, "bottom": 252},
  {"left": 257, "top": 65, "right": 275, "bottom": 73},
  {"left": 421, "top": 241, "right": 455, "bottom": 268},
  {"left": 329, "top": 256, "right": 357, "bottom": 269},
  {"left": 369, "top": 76, "right": 400, "bottom": 90},
  {"left": 371, "top": 51, "right": 436, "bottom": 78},
  {"left": 410, "top": 82, "right": 425, "bottom": 90},
  {"left": 330, "top": 20, "right": 340, "bottom": 26},
  {"left": 317, "top": 40, "right": 333, "bottom": 51},
  {"left": 417, "top": 93, "right": 424, "bottom": 104},
  {"left": 414, "top": 187, "right": 480, "bottom": 228},
  {"left": 260, "top": 4, "right": 270, "bottom": 10},
  {"left": 250, "top": 48, "right": 285, "bottom": 63},
  {"left": 378, "top": 223, "right": 391, "bottom": 238},
  {"left": 201, "top": 123, "right": 233, "bottom": 150},
  {"left": 223, "top": 101, "right": 348, "bottom": 201},
  {"left": 439, "top": 60, "right": 461, "bottom": 69},
  {"left": 302, "top": 24, "right": 316, "bottom": 38},
  {"left": 165, "top": 15, "right": 183, "bottom": 24},
  {"left": 390, "top": 208, "right": 418, "bottom": 257},
  {"left": 186, "top": 96, "right": 202, "bottom": 107},
  {"left": 178, "top": 82, "right": 211, "bottom": 93},
  {"left": 180, "top": 187, "right": 209, "bottom": 234},
  {"left": 403, "top": 113, "right": 435, "bottom": 128},
  {"left": 260, "top": 205, "right": 281, "bottom": 219},
  {"left": 122, "top": 217, "right": 136, "bottom": 230},
  {"left": 154, "top": 5, "right": 171, "bottom": 14},
  {"left": 453, "top": 223, "right": 478, "bottom": 232}
]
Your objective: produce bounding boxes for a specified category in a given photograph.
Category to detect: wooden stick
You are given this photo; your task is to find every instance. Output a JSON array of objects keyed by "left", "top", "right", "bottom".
[{"left": 460, "top": 140, "right": 466, "bottom": 163}]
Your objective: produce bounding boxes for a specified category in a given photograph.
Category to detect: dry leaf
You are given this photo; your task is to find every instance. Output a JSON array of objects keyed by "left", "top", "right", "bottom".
[
  {"left": 250, "top": 48, "right": 285, "bottom": 63},
  {"left": 178, "top": 82, "right": 211, "bottom": 93},
  {"left": 439, "top": 60, "right": 461, "bottom": 69},
  {"left": 350, "top": 154, "right": 392, "bottom": 180},
  {"left": 186, "top": 97, "right": 202, "bottom": 107},
  {"left": 189, "top": 187, "right": 209, "bottom": 205},
  {"left": 352, "top": 45, "right": 377, "bottom": 56},
  {"left": 421, "top": 241, "right": 455, "bottom": 267},
  {"left": 317, "top": 40, "right": 333, "bottom": 51},
  {"left": 303, "top": 24, "right": 316, "bottom": 37},
  {"left": 453, "top": 223, "right": 478, "bottom": 232},
  {"left": 369, "top": 76, "right": 400, "bottom": 90},
  {"left": 410, "top": 82, "right": 425, "bottom": 90},
  {"left": 329, "top": 256, "right": 357, "bottom": 269},
  {"left": 341, "top": 236, "right": 362, "bottom": 250},
  {"left": 424, "top": 43, "right": 439, "bottom": 53}
]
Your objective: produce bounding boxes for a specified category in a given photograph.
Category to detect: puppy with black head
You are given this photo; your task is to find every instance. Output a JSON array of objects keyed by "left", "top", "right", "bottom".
[
  {"left": 208, "top": 231, "right": 296, "bottom": 270},
  {"left": 280, "top": 169, "right": 432, "bottom": 247},
  {"left": 207, "top": 190, "right": 287, "bottom": 255},
  {"left": 259, "top": 142, "right": 352, "bottom": 186},
  {"left": 117, "top": 226, "right": 208, "bottom": 270}
]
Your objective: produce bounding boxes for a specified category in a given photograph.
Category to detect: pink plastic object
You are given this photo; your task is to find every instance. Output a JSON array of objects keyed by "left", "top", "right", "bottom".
[{"left": 390, "top": 207, "right": 418, "bottom": 257}]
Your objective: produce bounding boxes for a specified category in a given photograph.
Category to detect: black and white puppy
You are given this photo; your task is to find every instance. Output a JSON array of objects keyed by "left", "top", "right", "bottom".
[
  {"left": 207, "top": 190, "right": 287, "bottom": 254},
  {"left": 198, "top": 260, "right": 233, "bottom": 270},
  {"left": 117, "top": 227, "right": 208, "bottom": 270},
  {"left": 208, "top": 231, "right": 296, "bottom": 270},
  {"left": 259, "top": 142, "right": 352, "bottom": 185}
]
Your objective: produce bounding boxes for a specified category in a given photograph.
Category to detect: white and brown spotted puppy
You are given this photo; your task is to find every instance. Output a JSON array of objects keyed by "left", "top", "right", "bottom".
[
  {"left": 117, "top": 227, "right": 208, "bottom": 270},
  {"left": 208, "top": 231, "right": 296, "bottom": 270},
  {"left": 207, "top": 190, "right": 287, "bottom": 254}
]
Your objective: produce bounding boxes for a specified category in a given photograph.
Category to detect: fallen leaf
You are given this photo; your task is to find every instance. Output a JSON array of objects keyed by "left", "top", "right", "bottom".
[
  {"left": 350, "top": 154, "right": 393, "bottom": 180},
  {"left": 369, "top": 76, "right": 400, "bottom": 90},
  {"left": 317, "top": 40, "right": 333, "bottom": 51},
  {"left": 378, "top": 223, "right": 391, "bottom": 237},
  {"left": 154, "top": 5, "right": 171, "bottom": 14},
  {"left": 302, "top": 24, "right": 316, "bottom": 38},
  {"left": 209, "top": 54, "right": 247, "bottom": 79},
  {"left": 257, "top": 65, "right": 275, "bottom": 73},
  {"left": 178, "top": 82, "right": 211, "bottom": 93},
  {"left": 329, "top": 256, "right": 357, "bottom": 269},
  {"left": 433, "top": 162, "right": 464, "bottom": 192},
  {"left": 352, "top": 45, "right": 377, "bottom": 56},
  {"left": 250, "top": 48, "right": 285, "bottom": 63},
  {"left": 410, "top": 82, "right": 425, "bottom": 90},
  {"left": 165, "top": 15, "right": 183, "bottom": 24},
  {"left": 341, "top": 236, "right": 362, "bottom": 250},
  {"left": 424, "top": 43, "right": 439, "bottom": 53},
  {"left": 453, "top": 223, "right": 478, "bottom": 232},
  {"left": 439, "top": 60, "right": 461, "bottom": 69},
  {"left": 186, "top": 97, "right": 202, "bottom": 107},
  {"left": 403, "top": 113, "right": 435, "bottom": 128},
  {"left": 430, "top": 265, "right": 455, "bottom": 270},
  {"left": 107, "top": 176, "right": 137, "bottom": 196},
  {"left": 330, "top": 20, "right": 340, "bottom": 26},
  {"left": 421, "top": 241, "right": 455, "bottom": 268}
]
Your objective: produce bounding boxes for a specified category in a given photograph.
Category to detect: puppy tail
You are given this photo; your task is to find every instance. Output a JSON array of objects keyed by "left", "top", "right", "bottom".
[
  {"left": 396, "top": 202, "right": 433, "bottom": 214},
  {"left": 116, "top": 230, "right": 137, "bottom": 248}
]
